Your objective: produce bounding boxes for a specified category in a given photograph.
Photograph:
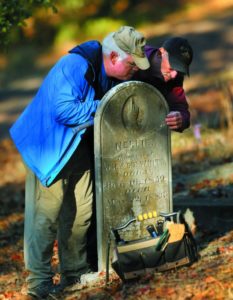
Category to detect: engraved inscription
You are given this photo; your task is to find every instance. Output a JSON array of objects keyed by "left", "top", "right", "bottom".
[{"left": 116, "top": 139, "right": 147, "bottom": 150}]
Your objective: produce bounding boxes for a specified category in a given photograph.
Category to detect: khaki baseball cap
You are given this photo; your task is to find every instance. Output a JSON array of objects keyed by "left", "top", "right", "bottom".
[{"left": 113, "top": 26, "right": 150, "bottom": 70}]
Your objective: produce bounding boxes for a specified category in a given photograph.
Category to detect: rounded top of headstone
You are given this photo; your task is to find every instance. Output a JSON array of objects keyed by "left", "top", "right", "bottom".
[{"left": 95, "top": 81, "right": 169, "bottom": 135}]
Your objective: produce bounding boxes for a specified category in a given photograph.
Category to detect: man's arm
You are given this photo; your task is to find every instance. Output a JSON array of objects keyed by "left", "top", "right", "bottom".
[
  {"left": 165, "top": 86, "right": 190, "bottom": 132},
  {"left": 54, "top": 55, "right": 99, "bottom": 126}
]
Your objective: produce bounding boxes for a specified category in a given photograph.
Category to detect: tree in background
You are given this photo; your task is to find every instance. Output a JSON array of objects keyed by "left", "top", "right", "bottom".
[
  {"left": 1, "top": 0, "right": 182, "bottom": 49},
  {"left": 0, "top": 0, "right": 57, "bottom": 46}
]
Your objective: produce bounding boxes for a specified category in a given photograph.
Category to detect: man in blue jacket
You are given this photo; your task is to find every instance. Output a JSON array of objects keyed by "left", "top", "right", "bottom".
[{"left": 10, "top": 26, "right": 149, "bottom": 298}]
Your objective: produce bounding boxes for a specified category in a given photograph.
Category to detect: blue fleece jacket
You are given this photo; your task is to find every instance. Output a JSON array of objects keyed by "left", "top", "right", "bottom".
[{"left": 10, "top": 41, "right": 119, "bottom": 187}]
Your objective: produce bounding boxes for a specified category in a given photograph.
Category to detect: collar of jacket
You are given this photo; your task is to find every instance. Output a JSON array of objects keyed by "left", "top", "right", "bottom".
[{"left": 69, "top": 40, "right": 102, "bottom": 82}]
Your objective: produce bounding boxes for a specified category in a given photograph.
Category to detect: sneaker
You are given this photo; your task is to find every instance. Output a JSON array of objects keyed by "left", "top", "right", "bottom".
[{"left": 27, "top": 280, "right": 55, "bottom": 299}]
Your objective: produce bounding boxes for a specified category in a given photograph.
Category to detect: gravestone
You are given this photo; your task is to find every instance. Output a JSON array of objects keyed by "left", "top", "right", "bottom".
[{"left": 94, "top": 81, "right": 172, "bottom": 270}]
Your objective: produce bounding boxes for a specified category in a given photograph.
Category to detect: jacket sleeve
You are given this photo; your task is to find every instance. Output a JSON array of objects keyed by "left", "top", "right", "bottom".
[
  {"left": 53, "top": 54, "right": 99, "bottom": 126},
  {"left": 166, "top": 86, "right": 190, "bottom": 132}
]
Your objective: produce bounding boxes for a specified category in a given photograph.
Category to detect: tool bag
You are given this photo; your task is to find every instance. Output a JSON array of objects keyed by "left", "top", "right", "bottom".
[{"left": 107, "top": 211, "right": 198, "bottom": 282}]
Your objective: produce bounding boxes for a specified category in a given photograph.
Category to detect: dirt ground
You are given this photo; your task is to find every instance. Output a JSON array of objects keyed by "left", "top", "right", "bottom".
[{"left": 0, "top": 1, "right": 233, "bottom": 299}]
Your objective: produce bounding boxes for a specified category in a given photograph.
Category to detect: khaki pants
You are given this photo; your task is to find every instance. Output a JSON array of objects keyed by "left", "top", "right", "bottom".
[{"left": 24, "top": 140, "right": 93, "bottom": 288}]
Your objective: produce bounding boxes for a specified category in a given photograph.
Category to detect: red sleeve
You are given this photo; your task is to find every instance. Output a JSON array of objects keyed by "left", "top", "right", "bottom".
[{"left": 166, "top": 86, "right": 190, "bottom": 132}]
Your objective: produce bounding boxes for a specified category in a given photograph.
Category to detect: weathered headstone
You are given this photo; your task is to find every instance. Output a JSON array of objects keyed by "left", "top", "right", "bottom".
[{"left": 94, "top": 81, "right": 172, "bottom": 270}]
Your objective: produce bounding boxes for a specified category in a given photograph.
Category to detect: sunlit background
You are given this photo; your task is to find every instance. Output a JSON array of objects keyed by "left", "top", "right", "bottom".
[
  {"left": 0, "top": 0, "right": 233, "bottom": 141},
  {"left": 0, "top": 0, "right": 233, "bottom": 212}
]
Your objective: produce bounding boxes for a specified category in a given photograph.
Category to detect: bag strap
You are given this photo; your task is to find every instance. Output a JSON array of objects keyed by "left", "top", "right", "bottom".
[{"left": 179, "top": 213, "right": 199, "bottom": 261}]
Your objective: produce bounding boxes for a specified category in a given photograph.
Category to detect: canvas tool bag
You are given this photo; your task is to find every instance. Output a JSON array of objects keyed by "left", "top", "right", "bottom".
[{"left": 107, "top": 211, "right": 198, "bottom": 282}]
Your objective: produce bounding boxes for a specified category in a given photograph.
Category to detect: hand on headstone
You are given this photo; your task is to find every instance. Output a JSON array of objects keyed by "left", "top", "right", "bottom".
[{"left": 165, "top": 111, "right": 182, "bottom": 130}]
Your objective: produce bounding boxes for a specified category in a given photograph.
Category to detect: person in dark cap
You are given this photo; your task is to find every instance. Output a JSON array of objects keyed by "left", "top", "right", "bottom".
[
  {"left": 10, "top": 26, "right": 149, "bottom": 298},
  {"left": 134, "top": 36, "right": 193, "bottom": 132}
]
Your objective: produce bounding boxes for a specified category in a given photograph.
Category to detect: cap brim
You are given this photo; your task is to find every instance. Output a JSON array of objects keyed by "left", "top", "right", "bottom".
[
  {"left": 132, "top": 54, "right": 150, "bottom": 70},
  {"left": 169, "top": 56, "right": 189, "bottom": 76}
]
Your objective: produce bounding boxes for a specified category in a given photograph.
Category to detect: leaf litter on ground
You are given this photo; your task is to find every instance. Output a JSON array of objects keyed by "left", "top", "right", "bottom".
[{"left": 0, "top": 136, "right": 233, "bottom": 299}]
